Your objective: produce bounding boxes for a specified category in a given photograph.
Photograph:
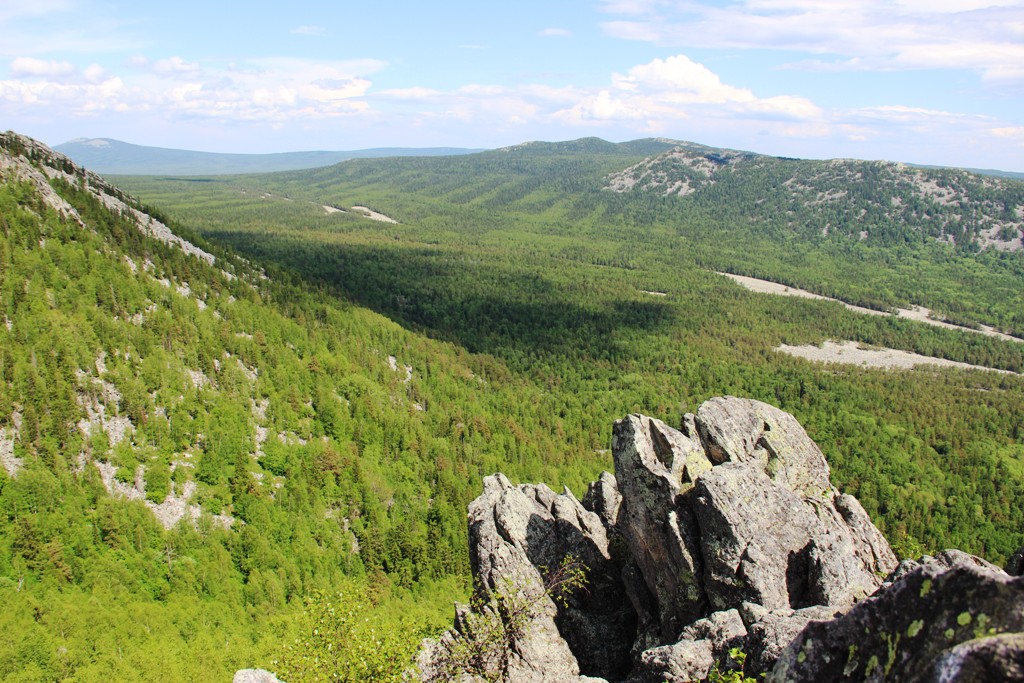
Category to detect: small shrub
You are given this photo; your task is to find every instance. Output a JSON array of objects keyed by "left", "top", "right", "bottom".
[
  {"left": 424, "top": 555, "right": 588, "bottom": 683},
  {"left": 273, "top": 578, "right": 421, "bottom": 683},
  {"left": 707, "top": 648, "right": 761, "bottom": 683}
]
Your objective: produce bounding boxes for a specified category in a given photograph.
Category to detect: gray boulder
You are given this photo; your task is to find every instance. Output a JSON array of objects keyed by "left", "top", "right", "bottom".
[
  {"left": 769, "top": 562, "right": 1024, "bottom": 682},
  {"left": 740, "top": 603, "right": 844, "bottom": 676},
  {"left": 581, "top": 471, "right": 622, "bottom": 532},
  {"left": 694, "top": 397, "right": 829, "bottom": 498},
  {"left": 923, "top": 633, "right": 1024, "bottom": 682},
  {"left": 611, "top": 414, "right": 711, "bottom": 641},
  {"left": 422, "top": 397, "right": 903, "bottom": 681},
  {"left": 425, "top": 473, "right": 632, "bottom": 682},
  {"left": 629, "top": 610, "right": 747, "bottom": 683},
  {"left": 883, "top": 548, "right": 1007, "bottom": 589},
  {"left": 613, "top": 398, "right": 896, "bottom": 654},
  {"left": 691, "top": 398, "right": 895, "bottom": 613}
]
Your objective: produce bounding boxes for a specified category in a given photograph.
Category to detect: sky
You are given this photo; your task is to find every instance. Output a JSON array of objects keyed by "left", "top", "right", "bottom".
[{"left": 1, "top": 0, "right": 1023, "bottom": 170}]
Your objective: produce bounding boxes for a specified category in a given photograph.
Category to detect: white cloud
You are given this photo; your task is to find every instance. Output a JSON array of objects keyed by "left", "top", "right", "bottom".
[
  {"left": 991, "top": 126, "right": 1024, "bottom": 143},
  {"left": 458, "top": 84, "right": 506, "bottom": 96},
  {"left": 818, "top": 104, "right": 1006, "bottom": 157},
  {"left": 828, "top": 106, "right": 1024, "bottom": 167},
  {"left": 845, "top": 105, "right": 995, "bottom": 131},
  {"left": 747, "top": 95, "right": 823, "bottom": 120},
  {"left": 599, "top": 0, "right": 1024, "bottom": 82},
  {"left": 596, "top": 0, "right": 664, "bottom": 14},
  {"left": 0, "top": 75, "right": 125, "bottom": 113},
  {"left": 378, "top": 86, "right": 444, "bottom": 99},
  {"left": 895, "top": 0, "right": 1021, "bottom": 12},
  {"left": 311, "top": 52, "right": 829, "bottom": 144},
  {"left": 853, "top": 104, "right": 968, "bottom": 119},
  {"left": 0, "top": 56, "right": 382, "bottom": 123},
  {"left": 83, "top": 64, "right": 104, "bottom": 82},
  {"left": 552, "top": 54, "right": 822, "bottom": 128},
  {"left": 600, "top": 20, "right": 664, "bottom": 42},
  {"left": 554, "top": 89, "right": 656, "bottom": 123},
  {"left": 152, "top": 56, "right": 202, "bottom": 77},
  {"left": 611, "top": 55, "right": 756, "bottom": 104},
  {"left": 9, "top": 57, "right": 76, "bottom": 78},
  {"left": 0, "top": 0, "right": 74, "bottom": 22}
]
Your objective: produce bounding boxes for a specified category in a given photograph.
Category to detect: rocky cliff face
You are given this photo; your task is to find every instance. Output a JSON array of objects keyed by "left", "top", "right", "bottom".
[
  {"left": 0, "top": 131, "right": 220, "bottom": 267},
  {"left": 419, "top": 397, "right": 1024, "bottom": 682}
]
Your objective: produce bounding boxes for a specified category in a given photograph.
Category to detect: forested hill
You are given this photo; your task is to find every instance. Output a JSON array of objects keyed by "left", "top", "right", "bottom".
[
  {"left": 606, "top": 146, "right": 1024, "bottom": 251},
  {"left": 0, "top": 132, "right": 622, "bottom": 680},
  {"left": 271, "top": 134, "right": 1024, "bottom": 254},
  {"left": 138, "top": 135, "right": 1024, "bottom": 334}
]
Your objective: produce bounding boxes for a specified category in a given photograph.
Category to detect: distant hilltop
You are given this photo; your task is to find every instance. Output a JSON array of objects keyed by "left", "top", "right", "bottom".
[
  {"left": 55, "top": 134, "right": 1024, "bottom": 180},
  {"left": 53, "top": 137, "right": 487, "bottom": 175}
]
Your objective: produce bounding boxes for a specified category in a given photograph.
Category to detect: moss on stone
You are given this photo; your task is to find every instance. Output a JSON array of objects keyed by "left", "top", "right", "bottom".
[{"left": 907, "top": 620, "right": 924, "bottom": 638}]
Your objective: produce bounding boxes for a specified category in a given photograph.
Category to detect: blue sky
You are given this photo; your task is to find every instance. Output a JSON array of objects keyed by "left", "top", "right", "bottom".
[{"left": 2, "top": 0, "right": 1023, "bottom": 170}]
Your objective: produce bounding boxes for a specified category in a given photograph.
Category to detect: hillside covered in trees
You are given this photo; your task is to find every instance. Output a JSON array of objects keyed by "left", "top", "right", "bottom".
[
  {"left": 1, "top": 132, "right": 1022, "bottom": 680},
  {"left": 120, "top": 137, "right": 1024, "bottom": 333},
  {"left": 116, "top": 137, "right": 1024, "bottom": 559},
  {"left": 0, "top": 133, "right": 612, "bottom": 680}
]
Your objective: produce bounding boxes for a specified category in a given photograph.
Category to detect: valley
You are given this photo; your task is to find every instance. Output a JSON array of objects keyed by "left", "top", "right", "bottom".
[
  {"left": 113, "top": 137, "right": 1024, "bottom": 565},
  {"left": 1, "top": 133, "right": 1023, "bottom": 681}
]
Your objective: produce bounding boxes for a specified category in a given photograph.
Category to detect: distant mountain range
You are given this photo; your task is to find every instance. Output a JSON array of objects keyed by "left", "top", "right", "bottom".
[
  {"left": 54, "top": 135, "right": 1024, "bottom": 180},
  {"left": 53, "top": 137, "right": 486, "bottom": 175}
]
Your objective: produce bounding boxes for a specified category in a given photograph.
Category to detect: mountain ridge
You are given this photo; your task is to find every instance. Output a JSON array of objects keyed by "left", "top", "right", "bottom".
[
  {"left": 57, "top": 133, "right": 1024, "bottom": 179},
  {"left": 120, "top": 132, "right": 1024, "bottom": 333},
  {"left": 604, "top": 146, "right": 1024, "bottom": 252},
  {"left": 53, "top": 136, "right": 487, "bottom": 175}
]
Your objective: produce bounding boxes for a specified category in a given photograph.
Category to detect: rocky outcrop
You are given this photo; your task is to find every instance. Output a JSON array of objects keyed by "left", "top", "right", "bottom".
[
  {"left": 741, "top": 603, "right": 844, "bottom": 675},
  {"left": 603, "top": 146, "right": 1024, "bottom": 252},
  {"left": 882, "top": 548, "right": 1008, "bottom": 589},
  {"left": 419, "top": 397, "right": 910, "bottom": 682},
  {"left": 0, "top": 132, "right": 220, "bottom": 268},
  {"left": 420, "top": 396, "right": 1024, "bottom": 682},
  {"left": 611, "top": 413, "right": 710, "bottom": 643},
  {"left": 610, "top": 398, "right": 897, "bottom": 679},
  {"left": 926, "top": 633, "right": 1024, "bottom": 681},
  {"left": 770, "top": 562, "right": 1024, "bottom": 682},
  {"left": 419, "top": 473, "right": 634, "bottom": 682},
  {"left": 629, "top": 609, "right": 746, "bottom": 683}
]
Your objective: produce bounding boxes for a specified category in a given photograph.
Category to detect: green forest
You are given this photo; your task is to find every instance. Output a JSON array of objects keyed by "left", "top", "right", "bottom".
[{"left": 1, "top": 134, "right": 1023, "bottom": 681}]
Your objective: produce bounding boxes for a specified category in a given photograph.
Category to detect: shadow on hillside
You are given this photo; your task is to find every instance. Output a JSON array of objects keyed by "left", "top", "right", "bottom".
[{"left": 206, "top": 231, "right": 676, "bottom": 365}]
